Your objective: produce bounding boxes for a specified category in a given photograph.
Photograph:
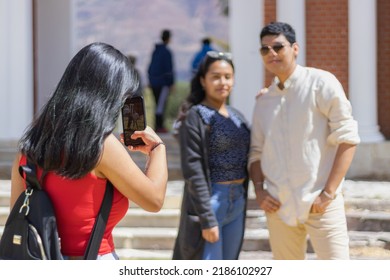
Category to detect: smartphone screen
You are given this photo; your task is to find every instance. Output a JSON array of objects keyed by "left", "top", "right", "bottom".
[{"left": 121, "top": 96, "right": 146, "bottom": 146}]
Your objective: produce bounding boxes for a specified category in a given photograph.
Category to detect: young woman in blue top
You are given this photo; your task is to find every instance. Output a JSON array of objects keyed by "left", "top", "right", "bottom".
[{"left": 172, "top": 51, "right": 250, "bottom": 260}]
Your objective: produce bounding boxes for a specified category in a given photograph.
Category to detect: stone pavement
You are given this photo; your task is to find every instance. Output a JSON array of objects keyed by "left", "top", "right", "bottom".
[
  {"left": 2, "top": 178, "right": 390, "bottom": 200},
  {"left": 1, "top": 179, "right": 390, "bottom": 260},
  {"left": 342, "top": 180, "right": 390, "bottom": 201}
]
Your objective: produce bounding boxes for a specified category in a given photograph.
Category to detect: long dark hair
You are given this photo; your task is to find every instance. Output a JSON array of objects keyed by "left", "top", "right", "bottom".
[
  {"left": 19, "top": 42, "right": 138, "bottom": 179},
  {"left": 176, "top": 52, "right": 234, "bottom": 121}
]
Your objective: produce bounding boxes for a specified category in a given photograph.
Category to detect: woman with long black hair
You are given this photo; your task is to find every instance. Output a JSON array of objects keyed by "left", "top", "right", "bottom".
[{"left": 10, "top": 42, "right": 168, "bottom": 260}]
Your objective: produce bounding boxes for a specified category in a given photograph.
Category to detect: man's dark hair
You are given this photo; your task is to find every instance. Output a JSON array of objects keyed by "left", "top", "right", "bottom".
[
  {"left": 161, "top": 29, "right": 171, "bottom": 43},
  {"left": 260, "top": 22, "right": 296, "bottom": 44},
  {"left": 202, "top": 38, "right": 211, "bottom": 45}
]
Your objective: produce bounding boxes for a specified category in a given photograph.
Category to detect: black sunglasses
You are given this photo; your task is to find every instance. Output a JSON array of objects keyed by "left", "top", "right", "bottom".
[{"left": 260, "top": 43, "right": 288, "bottom": 56}]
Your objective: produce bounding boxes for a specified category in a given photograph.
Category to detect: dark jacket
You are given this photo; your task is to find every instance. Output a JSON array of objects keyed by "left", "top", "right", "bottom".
[
  {"left": 147, "top": 43, "right": 175, "bottom": 87},
  {"left": 191, "top": 44, "right": 214, "bottom": 75},
  {"left": 172, "top": 105, "right": 250, "bottom": 260}
]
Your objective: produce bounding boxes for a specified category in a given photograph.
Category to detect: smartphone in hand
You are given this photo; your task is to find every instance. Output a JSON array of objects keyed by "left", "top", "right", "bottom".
[{"left": 121, "top": 96, "right": 146, "bottom": 146}]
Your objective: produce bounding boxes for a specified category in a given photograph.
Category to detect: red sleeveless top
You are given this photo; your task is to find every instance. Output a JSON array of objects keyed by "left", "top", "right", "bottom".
[{"left": 20, "top": 156, "right": 129, "bottom": 256}]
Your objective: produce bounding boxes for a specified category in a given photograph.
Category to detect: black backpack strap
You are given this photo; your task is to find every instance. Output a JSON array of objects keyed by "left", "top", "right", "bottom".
[
  {"left": 84, "top": 181, "right": 114, "bottom": 260},
  {"left": 18, "top": 159, "right": 42, "bottom": 190},
  {"left": 18, "top": 157, "right": 113, "bottom": 260}
]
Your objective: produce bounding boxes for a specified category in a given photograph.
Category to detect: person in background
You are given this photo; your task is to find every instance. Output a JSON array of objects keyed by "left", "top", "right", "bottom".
[
  {"left": 127, "top": 54, "right": 144, "bottom": 96},
  {"left": 249, "top": 21, "right": 360, "bottom": 260},
  {"left": 172, "top": 51, "right": 250, "bottom": 260},
  {"left": 147, "top": 29, "right": 175, "bottom": 133},
  {"left": 191, "top": 37, "right": 215, "bottom": 76},
  {"left": 10, "top": 42, "right": 168, "bottom": 260}
]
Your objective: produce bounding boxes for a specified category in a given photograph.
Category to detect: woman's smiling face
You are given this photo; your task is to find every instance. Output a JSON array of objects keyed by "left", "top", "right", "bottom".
[{"left": 201, "top": 60, "right": 234, "bottom": 105}]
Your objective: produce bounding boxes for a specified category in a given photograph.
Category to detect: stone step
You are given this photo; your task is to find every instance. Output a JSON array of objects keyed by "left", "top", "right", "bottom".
[
  {"left": 114, "top": 246, "right": 390, "bottom": 260},
  {"left": 114, "top": 209, "right": 267, "bottom": 229},
  {"left": 2, "top": 179, "right": 390, "bottom": 211},
  {"left": 0, "top": 141, "right": 17, "bottom": 180},
  {"left": 347, "top": 210, "right": 390, "bottom": 231},
  {"left": 2, "top": 205, "right": 390, "bottom": 232},
  {"left": 0, "top": 141, "right": 18, "bottom": 161},
  {"left": 1, "top": 207, "right": 390, "bottom": 250},
  {"left": 1, "top": 178, "right": 390, "bottom": 260},
  {"left": 117, "top": 208, "right": 390, "bottom": 233},
  {"left": 0, "top": 163, "right": 12, "bottom": 180},
  {"left": 113, "top": 248, "right": 281, "bottom": 260},
  {"left": 3, "top": 192, "right": 389, "bottom": 212},
  {"left": 114, "top": 248, "right": 281, "bottom": 260},
  {"left": 1, "top": 178, "right": 390, "bottom": 231},
  {"left": 0, "top": 207, "right": 261, "bottom": 229},
  {"left": 1, "top": 208, "right": 390, "bottom": 259},
  {"left": 115, "top": 248, "right": 173, "bottom": 260},
  {"left": 97, "top": 227, "right": 390, "bottom": 253},
  {"left": 117, "top": 208, "right": 180, "bottom": 228}
]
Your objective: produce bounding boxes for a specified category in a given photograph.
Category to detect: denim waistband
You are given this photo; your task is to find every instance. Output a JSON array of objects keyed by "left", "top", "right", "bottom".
[{"left": 212, "top": 181, "right": 244, "bottom": 188}]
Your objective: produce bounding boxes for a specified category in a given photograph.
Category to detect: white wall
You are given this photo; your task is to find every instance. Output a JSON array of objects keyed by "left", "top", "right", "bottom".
[
  {"left": 277, "top": 0, "right": 306, "bottom": 66},
  {"left": 348, "top": 0, "right": 384, "bottom": 143},
  {"left": 0, "top": 0, "right": 77, "bottom": 141},
  {"left": 229, "top": 0, "right": 264, "bottom": 124},
  {"left": 35, "top": 0, "right": 76, "bottom": 111},
  {"left": 0, "top": 0, "right": 33, "bottom": 141}
]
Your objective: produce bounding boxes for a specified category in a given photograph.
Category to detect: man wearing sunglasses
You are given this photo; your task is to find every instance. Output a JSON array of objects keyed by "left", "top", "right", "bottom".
[{"left": 248, "top": 22, "right": 360, "bottom": 260}]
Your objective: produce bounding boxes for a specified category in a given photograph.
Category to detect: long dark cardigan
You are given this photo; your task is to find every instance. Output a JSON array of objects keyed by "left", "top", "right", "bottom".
[{"left": 172, "top": 105, "right": 250, "bottom": 260}]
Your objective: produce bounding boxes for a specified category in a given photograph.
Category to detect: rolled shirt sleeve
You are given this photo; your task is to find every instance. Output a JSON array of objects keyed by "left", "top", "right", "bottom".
[{"left": 315, "top": 71, "right": 361, "bottom": 146}]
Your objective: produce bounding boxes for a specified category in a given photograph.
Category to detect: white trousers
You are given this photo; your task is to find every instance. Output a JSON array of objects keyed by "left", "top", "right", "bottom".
[
  {"left": 265, "top": 194, "right": 350, "bottom": 260},
  {"left": 156, "top": 86, "right": 170, "bottom": 115}
]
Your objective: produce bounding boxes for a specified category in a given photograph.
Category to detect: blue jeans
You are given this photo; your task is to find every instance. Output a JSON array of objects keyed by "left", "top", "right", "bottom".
[{"left": 202, "top": 182, "right": 246, "bottom": 260}]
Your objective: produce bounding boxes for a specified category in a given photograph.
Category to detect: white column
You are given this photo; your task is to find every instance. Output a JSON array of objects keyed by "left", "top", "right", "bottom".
[
  {"left": 277, "top": 0, "right": 306, "bottom": 66},
  {"left": 35, "top": 0, "right": 77, "bottom": 111},
  {"left": 229, "top": 0, "right": 264, "bottom": 124},
  {"left": 0, "top": 0, "right": 33, "bottom": 141},
  {"left": 349, "top": 0, "right": 384, "bottom": 142}
]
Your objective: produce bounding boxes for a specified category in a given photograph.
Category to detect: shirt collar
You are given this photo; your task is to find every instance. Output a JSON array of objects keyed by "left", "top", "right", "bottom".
[{"left": 273, "top": 65, "right": 303, "bottom": 90}]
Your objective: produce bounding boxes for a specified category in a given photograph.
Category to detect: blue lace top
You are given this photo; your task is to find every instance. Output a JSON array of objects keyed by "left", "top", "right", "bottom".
[{"left": 196, "top": 104, "right": 250, "bottom": 183}]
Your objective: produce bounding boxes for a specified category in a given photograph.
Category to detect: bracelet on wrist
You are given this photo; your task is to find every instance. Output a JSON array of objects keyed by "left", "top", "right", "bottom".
[
  {"left": 150, "top": 142, "right": 165, "bottom": 152},
  {"left": 322, "top": 190, "right": 336, "bottom": 200}
]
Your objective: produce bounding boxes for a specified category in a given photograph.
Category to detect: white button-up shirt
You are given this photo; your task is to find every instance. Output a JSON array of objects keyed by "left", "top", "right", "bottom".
[{"left": 249, "top": 65, "right": 360, "bottom": 226}]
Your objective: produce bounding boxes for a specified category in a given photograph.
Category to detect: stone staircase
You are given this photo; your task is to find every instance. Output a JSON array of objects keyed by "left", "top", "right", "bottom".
[
  {"left": 0, "top": 140, "right": 18, "bottom": 179},
  {"left": 1, "top": 134, "right": 390, "bottom": 260},
  {"left": 114, "top": 180, "right": 390, "bottom": 260}
]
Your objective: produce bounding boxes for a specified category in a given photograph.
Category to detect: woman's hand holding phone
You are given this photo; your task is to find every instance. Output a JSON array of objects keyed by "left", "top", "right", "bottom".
[
  {"left": 120, "top": 126, "right": 164, "bottom": 155},
  {"left": 122, "top": 96, "right": 146, "bottom": 146}
]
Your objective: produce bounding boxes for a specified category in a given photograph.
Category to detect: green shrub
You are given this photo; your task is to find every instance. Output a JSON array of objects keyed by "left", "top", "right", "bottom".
[{"left": 143, "top": 81, "right": 189, "bottom": 132}]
